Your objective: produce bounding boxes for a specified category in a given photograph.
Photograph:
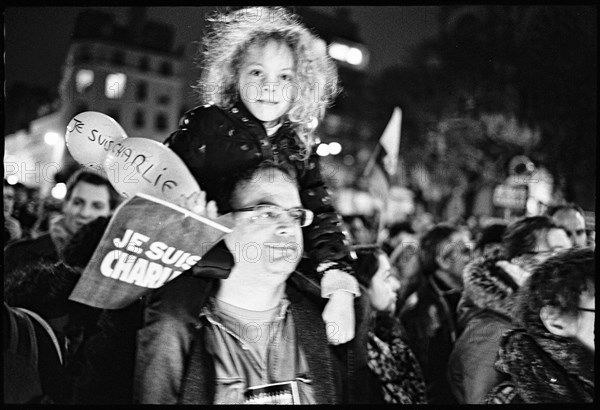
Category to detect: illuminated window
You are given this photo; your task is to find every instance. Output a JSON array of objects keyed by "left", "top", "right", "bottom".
[
  {"left": 75, "top": 69, "right": 94, "bottom": 93},
  {"left": 105, "top": 73, "right": 127, "bottom": 99}
]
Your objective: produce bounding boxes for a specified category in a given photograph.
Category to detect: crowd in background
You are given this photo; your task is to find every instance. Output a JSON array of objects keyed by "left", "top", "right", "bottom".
[{"left": 3, "top": 170, "right": 595, "bottom": 404}]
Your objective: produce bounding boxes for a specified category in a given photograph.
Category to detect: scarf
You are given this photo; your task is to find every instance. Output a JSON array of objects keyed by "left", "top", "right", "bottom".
[{"left": 493, "top": 327, "right": 594, "bottom": 403}]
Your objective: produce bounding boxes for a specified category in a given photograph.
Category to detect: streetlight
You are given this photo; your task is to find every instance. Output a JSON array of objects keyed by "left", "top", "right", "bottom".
[{"left": 44, "top": 132, "right": 61, "bottom": 145}]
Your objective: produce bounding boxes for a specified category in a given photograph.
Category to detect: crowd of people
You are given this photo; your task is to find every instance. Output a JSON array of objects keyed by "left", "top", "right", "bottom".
[{"left": 3, "top": 6, "right": 595, "bottom": 405}]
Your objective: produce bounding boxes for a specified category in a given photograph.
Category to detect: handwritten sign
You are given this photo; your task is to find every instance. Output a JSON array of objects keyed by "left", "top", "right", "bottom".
[
  {"left": 65, "top": 111, "right": 128, "bottom": 167},
  {"left": 103, "top": 137, "right": 202, "bottom": 202},
  {"left": 69, "top": 193, "right": 231, "bottom": 309}
]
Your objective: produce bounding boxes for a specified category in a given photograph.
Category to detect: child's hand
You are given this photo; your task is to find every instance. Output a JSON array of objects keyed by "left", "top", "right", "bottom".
[
  {"left": 322, "top": 290, "right": 355, "bottom": 345},
  {"left": 176, "top": 191, "right": 218, "bottom": 219}
]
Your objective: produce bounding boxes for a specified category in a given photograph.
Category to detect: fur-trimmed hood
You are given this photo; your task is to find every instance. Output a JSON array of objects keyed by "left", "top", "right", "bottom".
[{"left": 457, "top": 255, "right": 520, "bottom": 327}]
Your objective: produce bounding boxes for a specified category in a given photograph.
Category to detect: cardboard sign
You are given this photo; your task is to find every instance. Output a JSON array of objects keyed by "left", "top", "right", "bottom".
[
  {"left": 69, "top": 193, "right": 231, "bottom": 309},
  {"left": 492, "top": 184, "right": 529, "bottom": 210}
]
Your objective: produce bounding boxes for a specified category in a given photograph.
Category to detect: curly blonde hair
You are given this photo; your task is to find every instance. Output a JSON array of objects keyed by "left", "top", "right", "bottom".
[{"left": 194, "top": 6, "right": 340, "bottom": 150}]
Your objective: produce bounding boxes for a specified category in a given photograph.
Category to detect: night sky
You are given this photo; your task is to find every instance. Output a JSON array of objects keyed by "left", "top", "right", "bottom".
[{"left": 4, "top": 6, "right": 440, "bottom": 92}]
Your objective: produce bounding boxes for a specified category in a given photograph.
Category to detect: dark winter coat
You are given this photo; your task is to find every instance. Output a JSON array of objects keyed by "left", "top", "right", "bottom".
[
  {"left": 484, "top": 327, "right": 594, "bottom": 403},
  {"left": 447, "top": 255, "right": 519, "bottom": 404},
  {"left": 164, "top": 102, "right": 353, "bottom": 281},
  {"left": 4, "top": 233, "right": 58, "bottom": 276}
]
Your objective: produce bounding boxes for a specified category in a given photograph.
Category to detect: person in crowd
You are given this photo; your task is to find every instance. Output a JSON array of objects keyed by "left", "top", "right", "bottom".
[
  {"left": 4, "top": 179, "right": 23, "bottom": 244},
  {"left": 472, "top": 222, "right": 507, "bottom": 259},
  {"left": 342, "top": 214, "right": 377, "bottom": 245},
  {"left": 484, "top": 247, "right": 594, "bottom": 403},
  {"left": 164, "top": 6, "right": 359, "bottom": 346},
  {"left": 447, "top": 216, "right": 572, "bottom": 403},
  {"left": 545, "top": 203, "right": 588, "bottom": 248},
  {"left": 381, "top": 221, "right": 416, "bottom": 256},
  {"left": 29, "top": 196, "right": 63, "bottom": 238},
  {"left": 11, "top": 182, "right": 38, "bottom": 237},
  {"left": 59, "top": 215, "right": 145, "bottom": 405},
  {"left": 4, "top": 261, "right": 82, "bottom": 403},
  {"left": 399, "top": 223, "right": 472, "bottom": 404},
  {"left": 353, "top": 245, "right": 426, "bottom": 404},
  {"left": 4, "top": 169, "right": 120, "bottom": 276},
  {"left": 386, "top": 222, "right": 420, "bottom": 311},
  {"left": 134, "top": 162, "right": 372, "bottom": 404}
]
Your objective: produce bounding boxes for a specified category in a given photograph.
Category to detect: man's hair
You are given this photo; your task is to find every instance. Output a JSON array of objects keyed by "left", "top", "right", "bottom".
[
  {"left": 545, "top": 202, "right": 585, "bottom": 219},
  {"left": 515, "top": 247, "right": 595, "bottom": 327},
  {"left": 502, "top": 216, "right": 560, "bottom": 260},
  {"left": 221, "top": 160, "right": 298, "bottom": 213},
  {"left": 65, "top": 169, "right": 120, "bottom": 210},
  {"left": 418, "top": 223, "right": 459, "bottom": 277},
  {"left": 351, "top": 244, "right": 384, "bottom": 288},
  {"left": 4, "top": 262, "right": 81, "bottom": 319}
]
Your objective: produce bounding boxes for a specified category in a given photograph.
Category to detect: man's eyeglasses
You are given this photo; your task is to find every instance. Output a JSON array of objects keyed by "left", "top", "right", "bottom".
[
  {"left": 232, "top": 204, "right": 314, "bottom": 227},
  {"left": 577, "top": 307, "right": 595, "bottom": 313},
  {"left": 522, "top": 248, "right": 564, "bottom": 257}
]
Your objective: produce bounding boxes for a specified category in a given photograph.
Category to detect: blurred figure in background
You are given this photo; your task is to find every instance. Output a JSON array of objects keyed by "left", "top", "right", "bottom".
[
  {"left": 545, "top": 203, "right": 588, "bottom": 248},
  {"left": 4, "top": 169, "right": 120, "bottom": 276},
  {"left": 448, "top": 216, "right": 572, "bottom": 403},
  {"left": 29, "top": 196, "right": 63, "bottom": 239},
  {"left": 342, "top": 214, "right": 377, "bottom": 245},
  {"left": 472, "top": 222, "right": 508, "bottom": 260},
  {"left": 4, "top": 261, "right": 82, "bottom": 403},
  {"left": 11, "top": 182, "right": 38, "bottom": 238},
  {"left": 4, "top": 179, "right": 23, "bottom": 244},
  {"left": 353, "top": 245, "right": 426, "bottom": 404},
  {"left": 399, "top": 223, "right": 472, "bottom": 404},
  {"left": 485, "top": 248, "right": 594, "bottom": 403}
]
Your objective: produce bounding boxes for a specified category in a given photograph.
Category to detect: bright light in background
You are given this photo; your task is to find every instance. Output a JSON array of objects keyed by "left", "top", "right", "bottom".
[
  {"left": 328, "top": 39, "right": 369, "bottom": 69},
  {"left": 76, "top": 69, "right": 94, "bottom": 93},
  {"left": 51, "top": 183, "right": 67, "bottom": 200},
  {"left": 328, "top": 142, "right": 342, "bottom": 155},
  {"left": 44, "top": 132, "right": 60, "bottom": 145},
  {"left": 316, "top": 143, "right": 330, "bottom": 156},
  {"left": 346, "top": 47, "right": 363, "bottom": 66},
  {"left": 7, "top": 175, "right": 19, "bottom": 185},
  {"left": 328, "top": 42, "right": 349, "bottom": 61},
  {"left": 105, "top": 73, "right": 127, "bottom": 99}
]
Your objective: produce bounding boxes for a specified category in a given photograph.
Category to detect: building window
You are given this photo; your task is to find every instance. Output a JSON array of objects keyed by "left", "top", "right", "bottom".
[
  {"left": 157, "top": 94, "right": 170, "bottom": 105},
  {"left": 112, "top": 50, "right": 125, "bottom": 66},
  {"left": 139, "top": 57, "right": 150, "bottom": 71},
  {"left": 134, "top": 109, "right": 146, "bottom": 128},
  {"left": 155, "top": 112, "right": 168, "bottom": 131},
  {"left": 105, "top": 73, "right": 127, "bottom": 99},
  {"left": 107, "top": 109, "right": 120, "bottom": 123},
  {"left": 159, "top": 61, "right": 172, "bottom": 76},
  {"left": 75, "top": 69, "right": 94, "bottom": 93},
  {"left": 136, "top": 81, "right": 148, "bottom": 102}
]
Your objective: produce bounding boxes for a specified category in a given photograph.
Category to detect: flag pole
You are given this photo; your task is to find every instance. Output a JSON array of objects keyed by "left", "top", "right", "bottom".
[{"left": 362, "top": 142, "right": 382, "bottom": 178}]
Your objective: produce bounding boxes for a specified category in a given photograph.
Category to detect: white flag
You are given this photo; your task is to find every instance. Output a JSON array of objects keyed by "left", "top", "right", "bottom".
[{"left": 378, "top": 107, "right": 402, "bottom": 176}]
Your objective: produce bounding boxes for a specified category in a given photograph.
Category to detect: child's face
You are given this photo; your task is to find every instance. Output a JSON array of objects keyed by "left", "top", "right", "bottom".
[{"left": 238, "top": 39, "right": 296, "bottom": 128}]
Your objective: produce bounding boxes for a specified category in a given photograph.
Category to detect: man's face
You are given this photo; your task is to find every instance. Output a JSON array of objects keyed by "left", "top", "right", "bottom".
[
  {"left": 513, "top": 228, "right": 572, "bottom": 283},
  {"left": 225, "top": 169, "right": 304, "bottom": 281},
  {"left": 4, "top": 185, "right": 15, "bottom": 216},
  {"left": 63, "top": 181, "right": 111, "bottom": 234},
  {"left": 552, "top": 209, "right": 587, "bottom": 248}
]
